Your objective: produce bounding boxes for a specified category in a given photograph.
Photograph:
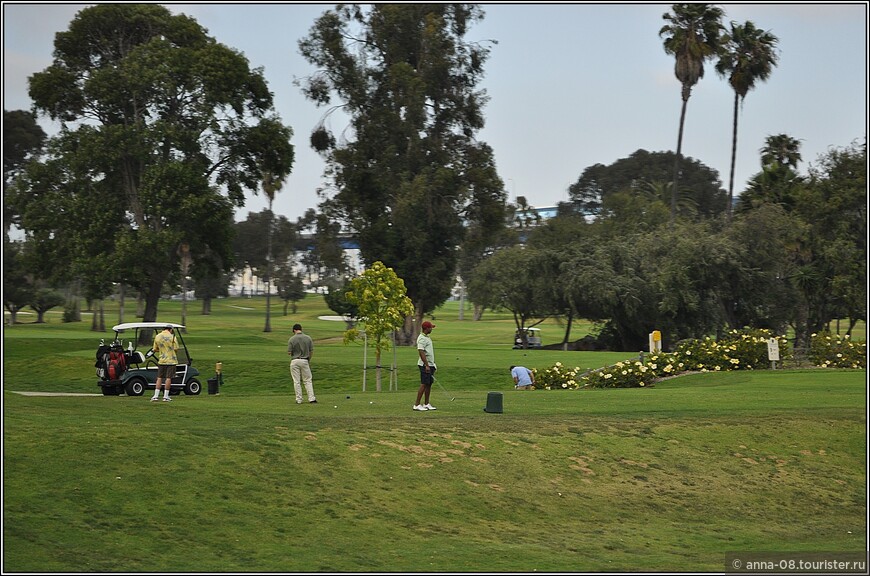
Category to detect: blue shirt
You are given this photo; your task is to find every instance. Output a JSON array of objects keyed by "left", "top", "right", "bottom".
[{"left": 511, "top": 366, "right": 534, "bottom": 387}]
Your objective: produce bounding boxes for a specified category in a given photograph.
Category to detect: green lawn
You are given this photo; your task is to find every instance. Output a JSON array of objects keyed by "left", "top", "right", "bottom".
[{"left": 2, "top": 295, "right": 866, "bottom": 572}]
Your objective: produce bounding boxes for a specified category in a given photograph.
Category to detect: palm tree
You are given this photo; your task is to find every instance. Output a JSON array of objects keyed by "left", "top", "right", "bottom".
[
  {"left": 636, "top": 178, "right": 699, "bottom": 218},
  {"left": 760, "top": 133, "right": 802, "bottom": 170},
  {"left": 737, "top": 134, "right": 804, "bottom": 214},
  {"left": 659, "top": 3, "right": 725, "bottom": 225},
  {"left": 738, "top": 163, "right": 802, "bottom": 213},
  {"left": 716, "top": 20, "right": 779, "bottom": 221}
]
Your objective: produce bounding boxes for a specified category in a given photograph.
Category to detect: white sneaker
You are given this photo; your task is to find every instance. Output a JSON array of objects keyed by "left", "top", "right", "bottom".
[
  {"left": 413, "top": 404, "right": 429, "bottom": 411},
  {"left": 150, "top": 396, "right": 160, "bottom": 402},
  {"left": 162, "top": 397, "right": 172, "bottom": 402},
  {"left": 424, "top": 404, "right": 437, "bottom": 410}
]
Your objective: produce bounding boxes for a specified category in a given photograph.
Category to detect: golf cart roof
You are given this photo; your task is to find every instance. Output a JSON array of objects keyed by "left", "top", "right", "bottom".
[{"left": 112, "top": 322, "right": 186, "bottom": 332}]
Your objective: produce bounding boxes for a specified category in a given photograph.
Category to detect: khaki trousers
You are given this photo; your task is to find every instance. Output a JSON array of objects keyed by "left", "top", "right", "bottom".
[{"left": 291, "top": 358, "right": 316, "bottom": 402}]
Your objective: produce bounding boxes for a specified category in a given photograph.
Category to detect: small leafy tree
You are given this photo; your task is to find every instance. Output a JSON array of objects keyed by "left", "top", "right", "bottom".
[
  {"left": 3, "top": 239, "right": 33, "bottom": 325},
  {"left": 29, "top": 288, "right": 66, "bottom": 323},
  {"left": 323, "top": 276, "right": 359, "bottom": 328},
  {"left": 344, "top": 262, "right": 414, "bottom": 391},
  {"left": 466, "top": 246, "right": 553, "bottom": 346},
  {"left": 274, "top": 264, "right": 306, "bottom": 315}
]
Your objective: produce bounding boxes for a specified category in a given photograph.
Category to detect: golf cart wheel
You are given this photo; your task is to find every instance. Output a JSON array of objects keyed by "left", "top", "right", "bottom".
[
  {"left": 125, "top": 377, "right": 147, "bottom": 397},
  {"left": 184, "top": 378, "right": 202, "bottom": 395}
]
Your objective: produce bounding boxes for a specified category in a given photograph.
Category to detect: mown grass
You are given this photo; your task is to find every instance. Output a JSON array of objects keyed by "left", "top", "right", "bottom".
[
  {"left": 2, "top": 295, "right": 866, "bottom": 572},
  {"left": 2, "top": 295, "right": 629, "bottom": 395}
]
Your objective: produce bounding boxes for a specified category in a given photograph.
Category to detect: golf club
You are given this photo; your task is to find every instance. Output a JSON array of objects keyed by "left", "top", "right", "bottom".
[{"left": 431, "top": 375, "right": 455, "bottom": 401}]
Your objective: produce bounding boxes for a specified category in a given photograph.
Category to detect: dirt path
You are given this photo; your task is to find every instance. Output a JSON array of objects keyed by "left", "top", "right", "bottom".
[{"left": 7, "top": 391, "right": 103, "bottom": 397}]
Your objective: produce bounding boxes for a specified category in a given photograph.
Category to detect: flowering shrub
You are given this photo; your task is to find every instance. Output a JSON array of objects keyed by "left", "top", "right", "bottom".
[
  {"left": 533, "top": 328, "right": 863, "bottom": 390},
  {"left": 579, "top": 359, "right": 656, "bottom": 388},
  {"left": 809, "top": 331, "right": 866, "bottom": 369},
  {"left": 535, "top": 328, "right": 792, "bottom": 389},
  {"left": 534, "top": 358, "right": 657, "bottom": 390},
  {"left": 533, "top": 362, "right": 581, "bottom": 390},
  {"left": 669, "top": 329, "right": 790, "bottom": 372}
]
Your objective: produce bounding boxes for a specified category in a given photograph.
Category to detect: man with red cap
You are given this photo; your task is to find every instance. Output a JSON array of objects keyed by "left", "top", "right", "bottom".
[{"left": 413, "top": 320, "right": 437, "bottom": 411}]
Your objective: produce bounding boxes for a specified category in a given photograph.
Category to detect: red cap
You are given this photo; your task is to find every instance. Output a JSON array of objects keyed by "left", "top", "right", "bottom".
[{"left": 421, "top": 321, "right": 435, "bottom": 330}]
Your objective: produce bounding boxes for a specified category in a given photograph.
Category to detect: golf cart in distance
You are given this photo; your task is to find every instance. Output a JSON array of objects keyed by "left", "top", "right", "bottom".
[
  {"left": 512, "top": 327, "right": 543, "bottom": 349},
  {"left": 95, "top": 322, "right": 202, "bottom": 397}
]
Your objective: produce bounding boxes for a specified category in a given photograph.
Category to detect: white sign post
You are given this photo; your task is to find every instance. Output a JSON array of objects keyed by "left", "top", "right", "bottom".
[{"left": 767, "top": 338, "right": 780, "bottom": 369}]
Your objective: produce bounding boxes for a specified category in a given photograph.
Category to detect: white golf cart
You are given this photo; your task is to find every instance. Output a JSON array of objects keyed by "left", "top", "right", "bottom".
[
  {"left": 95, "top": 322, "right": 202, "bottom": 397},
  {"left": 512, "top": 327, "right": 543, "bottom": 349}
]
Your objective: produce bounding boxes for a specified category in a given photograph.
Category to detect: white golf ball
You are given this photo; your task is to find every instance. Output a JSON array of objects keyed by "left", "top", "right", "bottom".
[
  {"left": 370, "top": 401, "right": 373, "bottom": 404},
  {"left": 334, "top": 405, "right": 338, "bottom": 408}
]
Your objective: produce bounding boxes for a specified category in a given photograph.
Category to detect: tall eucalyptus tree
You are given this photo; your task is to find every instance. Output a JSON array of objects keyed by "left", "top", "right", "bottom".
[
  {"left": 15, "top": 4, "right": 294, "bottom": 332},
  {"left": 298, "top": 4, "right": 506, "bottom": 341}
]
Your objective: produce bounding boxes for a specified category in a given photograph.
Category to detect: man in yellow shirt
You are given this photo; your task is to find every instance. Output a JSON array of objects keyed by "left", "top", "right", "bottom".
[{"left": 151, "top": 325, "right": 178, "bottom": 402}]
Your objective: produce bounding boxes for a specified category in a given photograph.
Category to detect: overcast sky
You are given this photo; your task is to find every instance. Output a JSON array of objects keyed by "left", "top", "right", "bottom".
[{"left": 3, "top": 2, "right": 867, "bottom": 225}]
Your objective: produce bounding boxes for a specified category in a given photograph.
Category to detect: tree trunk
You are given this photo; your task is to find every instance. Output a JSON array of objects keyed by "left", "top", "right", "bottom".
[
  {"left": 139, "top": 274, "right": 166, "bottom": 345},
  {"left": 375, "top": 348, "right": 382, "bottom": 392},
  {"left": 396, "top": 315, "right": 415, "bottom": 347},
  {"left": 264, "top": 205, "right": 273, "bottom": 333},
  {"left": 727, "top": 92, "right": 739, "bottom": 222},
  {"left": 73, "top": 279, "right": 82, "bottom": 321},
  {"left": 793, "top": 297, "right": 810, "bottom": 359},
  {"left": 473, "top": 303, "right": 483, "bottom": 321},
  {"left": 670, "top": 93, "right": 690, "bottom": 227},
  {"left": 118, "top": 284, "right": 125, "bottom": 325},
  {"left": 847, "top": 317, "right": 857, "bottom": 337},
  {"left": 91, "top": 301, "right": 100, "bottom": 331},
  {"left": 561, "top": 313, "right": 573, "bottom": 351}
]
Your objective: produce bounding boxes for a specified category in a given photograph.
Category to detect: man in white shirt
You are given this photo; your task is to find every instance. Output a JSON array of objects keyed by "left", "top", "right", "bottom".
[{"left": 413, "top": 321, "right": 437, "bottom": 411}]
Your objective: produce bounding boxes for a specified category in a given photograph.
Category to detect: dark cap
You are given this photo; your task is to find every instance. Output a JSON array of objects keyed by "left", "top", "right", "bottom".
[
  {"left": 164, "top": 325, "right": 174, "bottom": 330},
  {"left": 292, "top": 323, "right": 302, "bottom": 331},
  {"left": 422, "top": 321, "right": 435, "bottom": 330}
]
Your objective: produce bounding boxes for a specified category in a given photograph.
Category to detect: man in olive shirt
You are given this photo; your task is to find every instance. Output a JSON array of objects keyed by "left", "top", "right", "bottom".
[{"left": 287, "top": 323, "right": 317, "bottom": 404}]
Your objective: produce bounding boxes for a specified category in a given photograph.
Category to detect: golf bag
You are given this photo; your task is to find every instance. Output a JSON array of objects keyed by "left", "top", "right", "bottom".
[{"left": 96, "top": 342, "right": 126, "bottom": 381}]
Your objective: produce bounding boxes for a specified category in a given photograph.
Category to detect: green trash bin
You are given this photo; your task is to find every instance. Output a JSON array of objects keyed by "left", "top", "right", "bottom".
[{"left": 483, "top": 392, "right": 503, "bottom": 413}]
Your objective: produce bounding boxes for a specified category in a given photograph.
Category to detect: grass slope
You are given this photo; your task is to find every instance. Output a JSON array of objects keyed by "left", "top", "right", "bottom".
[{"left": 2, "top": 296, "right": 866, "bottom": 572}]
